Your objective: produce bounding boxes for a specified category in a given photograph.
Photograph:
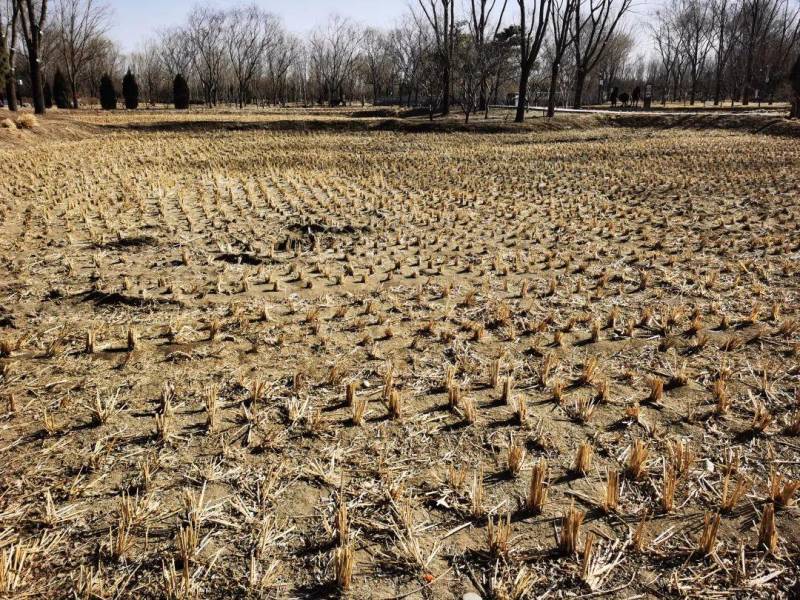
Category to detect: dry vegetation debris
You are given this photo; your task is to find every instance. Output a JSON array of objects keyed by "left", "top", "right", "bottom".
[{"left": 0, "top": 110, "right": 798, "bottom": 598}]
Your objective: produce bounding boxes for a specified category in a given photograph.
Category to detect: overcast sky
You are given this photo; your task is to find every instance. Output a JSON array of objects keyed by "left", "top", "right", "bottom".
[{"left": 107, "top": 0, "right": 655, "bottom": 54}]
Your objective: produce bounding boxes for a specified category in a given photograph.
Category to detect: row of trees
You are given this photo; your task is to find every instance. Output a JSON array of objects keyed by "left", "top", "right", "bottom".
[
  {"left": 651, "top": 0, "right": 800, "bottom": 106},
  {"left": 1, "top": 0, "right": 122, "bottom": 113},
  {"left": 1, "top": 0, "right": 799, "bottom": 118},
  {"left": 0, "top": 0, "right": 636, "bottom": 120}
]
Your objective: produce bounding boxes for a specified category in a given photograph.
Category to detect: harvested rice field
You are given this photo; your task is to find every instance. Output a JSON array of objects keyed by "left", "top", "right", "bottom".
[{"left": 0, "top": 110, "right": 799, "bottom": 598}]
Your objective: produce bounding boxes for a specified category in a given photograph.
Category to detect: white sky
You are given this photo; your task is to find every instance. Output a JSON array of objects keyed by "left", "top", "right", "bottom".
[{"left": 107, "top": 0, "right": 658, "bottom": 54}]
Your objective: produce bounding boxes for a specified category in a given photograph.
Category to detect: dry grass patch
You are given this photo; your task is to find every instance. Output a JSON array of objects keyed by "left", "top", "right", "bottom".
[{"left": 0, "top": 109, "right": 798, "bottom": 597}]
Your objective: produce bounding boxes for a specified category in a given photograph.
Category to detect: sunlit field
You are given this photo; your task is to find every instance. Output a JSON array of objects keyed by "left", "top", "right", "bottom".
[{"left": 0, "top": 110, "right": 798, "bottom": 598}]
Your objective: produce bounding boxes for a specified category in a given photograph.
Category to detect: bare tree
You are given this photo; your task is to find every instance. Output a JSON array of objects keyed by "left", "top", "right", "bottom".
[
  {"left": 390, "top": 17, "right": 429, "bottom": 107},
  {"left": 84, "top": 34, "right": 120, "bottom": 98},
  {"left": 457, "top": 27, "right": 480, "bottom": 121},
  {"left": 185, "top": 6, "right": 227, "bottom": 107},
  {"left": 225, "top": 5, "right": 275, "bottom": 108},
  {"left": 546, "top": 0, "right": 579, "bottom": 116},
  {"left": 761, "top": 0, "right": 800, "bottom": 102},
  {"left": 710, "top": 0, "right": 740, "bottom": 104},
  {"left": 595, "top": 30, "right": 634, "bottom": 86},
  {"left": 515, "top": 0, "right": 552, "bottom": 121},
  {"left": 308, "top": 15, "right": 362, "bottom": 106},
  {"left": 676, "top": 0, "right": 714, "bottom": 104},
  {"left": 488, "top": 24, "right": 519, "bottom": 105},
  {"left": 739, "top": 0, "right": 781, "bottom": 104},
  {"left": 158, "top": 26, "right": 192, "bottom": 79},
  {"left": 265, "top": 28, "right": 298, "bottom": 106},
  {"left": 789, "top": 51, "right": 800, "bottom": 115},
  {"left": 571, "top": 0, "right": 633, "bottom": 108},
  {"left": 469, "top": 0, "right": 508, "bottom": 116},
  {"left": 671, "top": 36, "right": 689, "bottom": 101},
  {"left": 1, "top": 0, "right": 19, "bottom": 110},
  {"left": 416, "top": 0, "right": 457, "bottom": 114},
  {"left": 294, "top": 43, "right": 311, "bottom": 106},
  {"left": 54, "top": 0, "right": 111, "bottom": 108},
  {"left": 130, "top": 40, "right": 164, "bottom": 105},
  {"left": 361, "top": 27, "right": 392, "bottom": 105},
  {"left": 16, "top": 0, "right": 48, "bottom": 114}
]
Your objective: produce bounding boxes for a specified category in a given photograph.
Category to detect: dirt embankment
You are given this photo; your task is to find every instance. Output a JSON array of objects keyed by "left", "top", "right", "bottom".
[
  {"left": 601, "top": 112, "right": 800, "bottom": 137},
  {"left": 3, "top": 107, "right": 800, "bottom": 145},
  {"left": 0, "top": 110, "right": 103, "bottom": 147}
]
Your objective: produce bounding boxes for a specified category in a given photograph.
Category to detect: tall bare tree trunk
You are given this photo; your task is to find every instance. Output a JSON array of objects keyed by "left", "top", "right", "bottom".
[
  {"left": 28, "top": 48, "right": 44, "bottom": 114},
  {"left": 514, "top": 0, "right": 551, "bottom": 123},
  {"left": 2, "top": 1, "right": 18, "bottom": 111},
  {"left": 18, "top": 0, "right": 48, "bottom": 115},
  {"left": 5, "top": 77, "right": 17, "bottom": 110},
  {"left": 440, "top": 60, "right": 450, "bottom": 114},
  {"left": 742, "top": 51, "right": 754, "bottom": 105},
  {"left": 546, "top": 62, "right": 559, "bottom": 117},
  {"left": 418, "top": 0, "right": 454, "bottom": 116},
  {"left": 515, "top": 64, "right": 531, "bottom": 122},
  {"left": 713, "top": 68, "right": 723, "bottom": 105},
  {"left": 69, "top": 78, "right": 79, "bottom": 109},
  {"left": 4, "top": 44, "right": 17, "bottom": 111},
  {"left": 712, "top": 1, "right": 727, "bottom": 107},
  {"left": 573, "top": 68, "right": 586, "bottom": 109}
]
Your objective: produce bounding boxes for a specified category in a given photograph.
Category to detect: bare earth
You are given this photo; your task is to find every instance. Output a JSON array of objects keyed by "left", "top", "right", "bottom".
[{"left": 0, "top": 109, "right": 799, "bottom": 599}]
